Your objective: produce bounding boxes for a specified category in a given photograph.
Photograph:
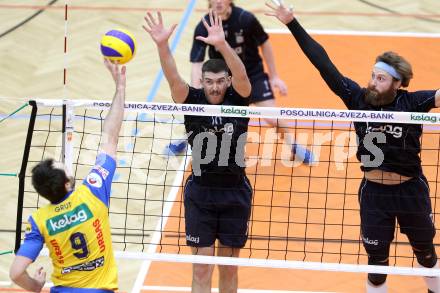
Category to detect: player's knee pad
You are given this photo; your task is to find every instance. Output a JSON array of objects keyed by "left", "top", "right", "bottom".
[
  {"left": 367, "top": 267, "right": 388, "bottom": 286},
  {"left": 367, "top": 255, "right": 389, "bottom": 286},
  {"left": 414, "top": 244, "right": 437, "bottom": 268},
  {"left": 368, "top": 273, "right": 387, "bottom": 286}
]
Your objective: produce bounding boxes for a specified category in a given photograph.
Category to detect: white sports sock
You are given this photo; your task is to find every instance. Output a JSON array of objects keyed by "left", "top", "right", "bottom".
[
  {"left": 424, "top": 276, "right": 440, "bottom": 293},
  {"left": 366, "top": 280, "right": 387, "bottom": 293},
  {"left": 284, "top": 132, "right": 294, "bottom": 146},
  {"left": 423, "top": 263, "right": 440, "bottom": 292}
]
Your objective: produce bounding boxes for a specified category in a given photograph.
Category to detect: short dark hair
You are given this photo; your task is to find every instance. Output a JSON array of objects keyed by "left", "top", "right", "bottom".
[
  {"left": 376, "top": 51, "right": 413, "bottom": 87},
  {"left": 31, "top": 159, "right": 69, "bottom": 203},
  {"left": 201, "top": 59, "right": 230, "bottom": 76}
]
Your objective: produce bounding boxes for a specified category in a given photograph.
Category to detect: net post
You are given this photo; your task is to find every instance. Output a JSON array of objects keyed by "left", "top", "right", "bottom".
[
  {"left": 62, "top": 100, "right": 74, "bottom": 176},
  {"left": 15, "top": 100, "right": 38, "bottom": 253}
]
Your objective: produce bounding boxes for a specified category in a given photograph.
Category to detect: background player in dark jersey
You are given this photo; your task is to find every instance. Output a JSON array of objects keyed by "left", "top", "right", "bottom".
[
  {"left": 189, "top": 0, "right": 315, "bottom": 165},
  {"left": 9, "top": 59, "right": 126, "bottom": 292},
  {"left": 267, "top": 2, "right": 440, "bottom": 293},
  {"left": 144, "top": 10, "right": 252, "bottom": 293}
]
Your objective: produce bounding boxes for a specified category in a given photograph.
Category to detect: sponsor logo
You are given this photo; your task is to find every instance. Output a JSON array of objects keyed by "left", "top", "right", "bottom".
[
  {"left": 46, "top": 204, "right": 93, "bottom": 236},
  {"left": 366, "top": 124, "right": 402, "bottom": 138},
  {"left": 93, "top": 219, "right": 106, "bottom": 253},
  {"left": 61, "top": 256, "right": 104, "bottom": 274},
  {"left": 181, "top": 105, "right": 205, "bottom": 113},
  {"left": 221, "top": 106, "right": 247, "bottom": 117},
  {"left": 93, "top": 165, "right": 109, "bottom": 180},
  {"left": 148, "top": 104, "right": 178, "bottom": 111},
  {"left": 86, "top": 173, "right": 102, "bottom": 188},
  {"left": 361, "top": 235, "right": 379, "bottom": 246},
  {"left": 280, "top": 109, "right": 339, "bottom": 118},
  {"left": 92, "top": 102, "right": 207, "bottom": 114},
  {"left": 370, "top": 112, "right": 394, "bottom": 120},
  {"left": 186, "top": 234, "right": 200, "bottom": 244},
  {"left": 279, "top": 109, "right": 395, "bottom": 121},
  {"left": 50, "top": 239, "right": 64, "bottom": 264},
  {"left": 410, "top": 113, "right": 437, "bottom": 123}
]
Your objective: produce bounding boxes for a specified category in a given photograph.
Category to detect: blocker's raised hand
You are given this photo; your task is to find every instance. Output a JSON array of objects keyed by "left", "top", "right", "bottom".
[
  {"left": 195, "top": 10, "right": 226, "bottom": 48},
  {"left": 143, "top": 11, "right": 177, "bottom": 46},
  {"left": 265, "top": 0, "right": 295, "bottom": 25}
]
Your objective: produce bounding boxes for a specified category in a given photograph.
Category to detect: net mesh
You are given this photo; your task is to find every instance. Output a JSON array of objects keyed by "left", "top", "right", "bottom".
[{"left": 17, "top": 99, "right": 440, "bottom": 275}]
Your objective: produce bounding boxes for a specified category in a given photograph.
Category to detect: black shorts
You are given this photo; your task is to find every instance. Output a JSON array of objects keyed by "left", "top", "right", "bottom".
[
  {"left": 359, "top": 176, "right": 435, "bottom": 255},
  {"left": 184, "top": 173, "right": 253, "bottom": 248},
  {"left": 249, "top": 73, "right": 274, "bottom": 103}
]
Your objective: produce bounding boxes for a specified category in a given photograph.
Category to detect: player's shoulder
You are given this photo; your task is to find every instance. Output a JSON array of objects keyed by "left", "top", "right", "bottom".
[
  {"left": 186, "top": 86, "right": 206, "bottom": 104},
  {"left": 233, "top": 6, "right": 257, "bottom": 22},
  {"left": 234, "top": 6, "right": 252, "bottom": 16},
  {"left": 32, "top": 201, "right": 56, "bottom": 220},
  {"left": 394, "top": 89, "right": 417, "bottom": 104},
  {"left": 227, "top": 86, "right": 250, "bottom": 106},
  {"left": 195, "top": 16, "right": 207, "bottom": 27},
  {"left": 194, "top": 15, "right": 208, "bottom": 33},
  {"left": 30, "top": 202, "right": 59, "bottom": 230},
  {"left": 397, "top": 89, "right": 435, "bottom": 107},
  {"left": 403, "top": 89, "right": 436, "bottom": 98},
  {"left": 30, "top": 208, "right": 43, "bottom": 224}
]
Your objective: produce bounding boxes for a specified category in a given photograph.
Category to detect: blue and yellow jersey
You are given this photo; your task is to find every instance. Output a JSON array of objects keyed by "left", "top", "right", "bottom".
[{"left": 17, "top": 153, "right": 118, "bottom": 292}]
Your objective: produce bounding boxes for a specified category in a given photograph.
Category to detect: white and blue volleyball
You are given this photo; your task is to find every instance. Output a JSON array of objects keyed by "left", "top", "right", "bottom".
[{"left": 100, "top": 29, "right": 137, "bottom": 64}]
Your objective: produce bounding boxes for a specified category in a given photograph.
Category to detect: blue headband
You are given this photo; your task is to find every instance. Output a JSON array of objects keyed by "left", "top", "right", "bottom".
[{"left": 374, "top": 61, "right": 402, "bottom": 80}]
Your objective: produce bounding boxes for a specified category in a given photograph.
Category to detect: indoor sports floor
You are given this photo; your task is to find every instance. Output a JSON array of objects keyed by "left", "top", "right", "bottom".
[{"left": 1, "top": 1, "right": 440, "bottom": 292}]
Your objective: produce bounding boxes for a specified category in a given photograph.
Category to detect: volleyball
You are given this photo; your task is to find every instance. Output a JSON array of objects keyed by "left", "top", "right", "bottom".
[{"left": 100, "top": 29, "right": 137, "bottom": 64}]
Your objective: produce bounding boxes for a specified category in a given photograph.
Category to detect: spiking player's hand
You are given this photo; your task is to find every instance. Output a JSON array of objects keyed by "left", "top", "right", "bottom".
[
  {"left": 195, "top": 10, "right": 226, "bottom": 49},
  {"left": 265, "top": 0, "right": 295, "bottom": 25},
  {"left": 143, "top": 11, "right": 177, "bottom": 46},
  {"left": 104, "top": 59, "right": 126, "bottom": 92}
]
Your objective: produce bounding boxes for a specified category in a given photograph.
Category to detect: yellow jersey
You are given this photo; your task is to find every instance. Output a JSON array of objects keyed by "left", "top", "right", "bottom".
[{"left": 18, "top": 153, "right": 118, "bottom": 292}]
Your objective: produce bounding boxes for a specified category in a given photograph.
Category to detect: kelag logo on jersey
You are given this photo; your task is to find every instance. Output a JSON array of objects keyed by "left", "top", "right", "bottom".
[
  {"left": 46, "top": 204, "right": 93, "bottom": 235},
  {"left": 366, "top": 124, "right": 402, "bottom": 138}
]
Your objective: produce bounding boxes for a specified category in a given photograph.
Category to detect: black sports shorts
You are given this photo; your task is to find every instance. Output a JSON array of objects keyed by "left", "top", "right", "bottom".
[
  {"left": 184, "top": 173, "right": 253, "bottom": 248},
  {"left": 249, "top": 73, "right": 274, "bottom": 103},
  {"left": 359, "top": 175, "right": 435, "bottom": 255}
]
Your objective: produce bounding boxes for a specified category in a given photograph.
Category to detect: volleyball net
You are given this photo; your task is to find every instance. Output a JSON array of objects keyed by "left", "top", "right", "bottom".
[{"left": 15, "top": 99, "right": 440, "bottom": 276}]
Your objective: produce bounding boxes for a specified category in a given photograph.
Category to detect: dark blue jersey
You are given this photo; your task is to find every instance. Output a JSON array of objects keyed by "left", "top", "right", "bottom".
[
  {"left": 190, "top": 6, "right": 269, "bottom": 80},
  {"left": 184, "top": 86, "right": 250, "bottom": 176},
  {"left": 286, "top": 19, "right": 437, "bottom": 177},
  {"left": 339, "top": 78, "right": 436, "bottom": 177}
]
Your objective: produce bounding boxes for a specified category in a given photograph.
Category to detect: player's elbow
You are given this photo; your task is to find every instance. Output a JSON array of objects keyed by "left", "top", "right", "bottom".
[
  {"left": 9, "top": 266, "right": 23, "bottom": 284},
  {"left": 260, "top": 39, "right": 270, "bottom": 50},
  {"left": 9, "top": 255, "right": 34, "bottom": 287},
  {"left": 236, "top": 76, "right": 252, "bottom": 93}
]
